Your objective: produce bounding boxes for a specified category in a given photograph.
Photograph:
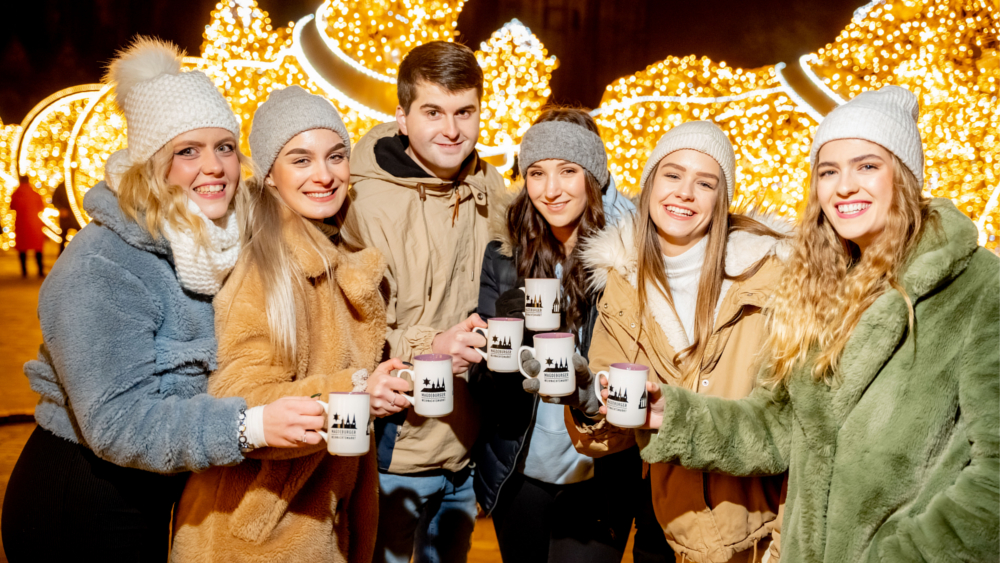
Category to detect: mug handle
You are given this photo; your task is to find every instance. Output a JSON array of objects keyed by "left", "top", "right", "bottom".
[
  {"left": 472, "top": 326, "right": 489, "bottom": 361},
  {"left": 315, "top": 400, "right": 329, "bottom": 442},
  {"left": 594, "top": 371, "right": 609, "bottom": 407},
  {"left": 393, "top": 369, "right": 417, "bottom": 406},
  {"left": 518, "top": 346, "right": 537, "bottom": 379}
]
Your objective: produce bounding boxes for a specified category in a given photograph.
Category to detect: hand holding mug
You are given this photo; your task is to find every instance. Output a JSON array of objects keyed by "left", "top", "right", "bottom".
[
  {"left": 261, "top": 396, "right": 328, "bottom": 447},
  {"left": 522, "top": 352, "right": 602, "bottom": 417},
  {"left": 597, "top": 375, "right": 665, "bottom": 430},
  {"left": 366, "top": 358, "right": 411, "bottom": 417},
  {"left": 432, "top": 314, "right": 488, "bottom": 373}
]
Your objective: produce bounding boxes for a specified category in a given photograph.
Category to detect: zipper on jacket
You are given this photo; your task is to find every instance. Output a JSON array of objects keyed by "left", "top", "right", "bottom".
[
  {"left": 488, "top": 394, "right": 540, "bottom": 516},
  {"left": 418, "top": 183, "right": 427, "bottom": 202}
]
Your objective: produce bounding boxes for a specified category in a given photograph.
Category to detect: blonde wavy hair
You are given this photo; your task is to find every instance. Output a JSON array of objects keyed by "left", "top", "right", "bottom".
[
  {"left": 230, "top": 171, "right": 359, "bottom": 366},
  {"left": 116, "top": 140, "right": 254, "bottom": 246},
  {"left": 762, "top": 152, "right": 933, "bottom": 386}
]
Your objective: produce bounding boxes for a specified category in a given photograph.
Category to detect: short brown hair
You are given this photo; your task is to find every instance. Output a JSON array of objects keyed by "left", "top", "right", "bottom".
[{"left": 397, "top": 41, "right": 484, "bottom": 113}]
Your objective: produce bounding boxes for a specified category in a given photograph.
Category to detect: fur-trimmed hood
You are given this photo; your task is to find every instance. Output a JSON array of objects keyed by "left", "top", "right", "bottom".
[
  {"left": 583, "top": 212, "right": 793, "bottom": 291},
  {"left": 582, "top": 212, "right": 793, "bottom": 351}
]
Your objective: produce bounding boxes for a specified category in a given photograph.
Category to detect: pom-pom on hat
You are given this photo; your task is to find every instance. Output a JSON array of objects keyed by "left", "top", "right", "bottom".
[
  {"left": 249, "top": 86, "right": 352, "bottom": 175},
  {"left": 105, "top": 36, "right": 240, "bottom": 166},
  {"left": 810, "top": 85, "right": 924, "bottom": 186},
  {"left": 639, "top": 121, "right": 736, "bottom": 202}
]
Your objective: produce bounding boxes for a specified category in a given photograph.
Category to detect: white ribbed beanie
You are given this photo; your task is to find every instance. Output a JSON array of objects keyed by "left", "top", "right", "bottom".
[
  {"left": 810, "top": 85, "right": 923, "bottom": 186},
  {"left": 249, "top": 86, "right": 351, "bottom": 174},
  {"left": 639, "top": 121, "right": 736, "bottom": 201},
  {"left": 106, "top": 37, "right": 240, "bottom": 166}
]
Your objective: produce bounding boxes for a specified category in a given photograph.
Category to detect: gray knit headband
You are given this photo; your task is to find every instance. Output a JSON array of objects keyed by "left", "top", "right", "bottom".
[
  {"left": 518, "top": 121, "right": 609, "bottom": 188},
  {"left": 249, "top": 86, "right": 352, "bottom": 175}
]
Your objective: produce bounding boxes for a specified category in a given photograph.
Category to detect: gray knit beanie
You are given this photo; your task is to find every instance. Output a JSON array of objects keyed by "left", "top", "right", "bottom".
[
  {"left": 518, "top": 121, "right": 610, "bottom": 188},
  {"left": 639, "top": 121, "right": 736, "bottom": 201},
  {"left": 810, "top": 85, "right": 923, "bottom": 186},
  {"left": 249, "top": 86, "right": 351, "bottom": 174}
]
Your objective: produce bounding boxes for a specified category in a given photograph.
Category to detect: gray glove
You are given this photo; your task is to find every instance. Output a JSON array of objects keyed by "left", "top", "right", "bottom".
[{"left": 521, "top": 351, "right": 602, "bottom": 417}]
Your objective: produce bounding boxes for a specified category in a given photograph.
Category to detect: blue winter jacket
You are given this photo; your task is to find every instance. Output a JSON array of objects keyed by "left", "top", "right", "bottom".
[{"left": 24, "top": 182, "right": 246, "bottom": 473}]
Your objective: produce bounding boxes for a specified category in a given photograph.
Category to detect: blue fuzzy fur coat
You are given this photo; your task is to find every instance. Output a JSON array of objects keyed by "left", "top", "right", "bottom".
[
  {"left": 641, "top": 199, "right": 999, "bottom": 562},
  {"left": 24, "top": 182, "right": 245, "bottom": 473}
]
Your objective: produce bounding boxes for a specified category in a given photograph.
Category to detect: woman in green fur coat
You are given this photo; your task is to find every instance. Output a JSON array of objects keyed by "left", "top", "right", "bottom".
[{"left": 620, "top": 85, "right": 999, "bottom": 562}]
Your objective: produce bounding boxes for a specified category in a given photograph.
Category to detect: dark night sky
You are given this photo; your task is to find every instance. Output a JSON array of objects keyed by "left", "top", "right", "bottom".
[{"left": 0, "top": 0, "right": 864, "bottom": 124}]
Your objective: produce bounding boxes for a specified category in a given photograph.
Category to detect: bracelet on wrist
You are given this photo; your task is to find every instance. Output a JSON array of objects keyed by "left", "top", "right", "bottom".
[{"left": 238, "top": 408, "right": 254, "bottom": 453}]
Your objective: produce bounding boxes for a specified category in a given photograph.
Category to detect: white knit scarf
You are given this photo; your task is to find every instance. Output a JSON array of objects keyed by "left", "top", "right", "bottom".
[{"left": 162, "top": 199, "right": 240, "bottom": 296}]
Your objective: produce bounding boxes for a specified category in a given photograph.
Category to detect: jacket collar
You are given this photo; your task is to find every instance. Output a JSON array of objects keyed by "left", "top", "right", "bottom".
[
  {"left": 83, "top": 181, "right": 173, "bottom": 257},
  {"left": 826, "top": 198, "right": 981, "bottom": 423},
  {"left": 280, "top": 207, "right": 387, "bottom": 301},
  {"left": 349, "top": 121, "right": 492, "bottom": 200},
  {"left": 583, "top": 212, "right": 792, "bottom": 352}
]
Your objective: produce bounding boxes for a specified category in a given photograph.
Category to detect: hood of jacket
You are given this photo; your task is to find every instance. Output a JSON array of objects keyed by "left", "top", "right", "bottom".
[
  {"left": 83, "top": 181, "right": 172, "bottom": 257},
  {"left": 350, "top": 121, "right": 495, "bottom": 199},
  {"left": 582, "top": 211, "right": 793, "bottom": 352}
]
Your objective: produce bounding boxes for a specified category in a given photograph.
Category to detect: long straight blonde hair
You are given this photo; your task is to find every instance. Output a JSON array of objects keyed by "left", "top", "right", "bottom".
[
  {"left": 762, "top": 153, "right": 932, "bottom": 386},
  {"left": 231, "top": 172, "right": 358, "bottom": 366},
  {"left": 635, "top": 161, "right": 784, "bottom": 385},
  {"left": 116, "top": 140, "right": 254, "bottom": 246}
]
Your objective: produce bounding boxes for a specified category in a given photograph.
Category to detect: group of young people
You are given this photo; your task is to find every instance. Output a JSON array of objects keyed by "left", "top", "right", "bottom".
[{"left": 1, "top": 33, "right": 996, "bottom": 563}]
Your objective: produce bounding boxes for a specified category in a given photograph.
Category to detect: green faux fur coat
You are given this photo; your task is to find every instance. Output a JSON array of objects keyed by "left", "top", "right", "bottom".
[{"left": 641, "top": 198, "right": 999, "bottom": 563}]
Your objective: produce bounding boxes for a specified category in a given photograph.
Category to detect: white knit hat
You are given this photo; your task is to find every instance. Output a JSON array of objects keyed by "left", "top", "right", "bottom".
[
  {"left": 106, "top": 37, "right": 240, "bottom": 166},
  {"left": 249, "top": 86, "right": 352, "bottom": 174},
  {"left": 639, "top": 121, "right": 736, "bottom": 201},
  {"left": 810, "top": 85, "right": 923, "bottom": 186}
]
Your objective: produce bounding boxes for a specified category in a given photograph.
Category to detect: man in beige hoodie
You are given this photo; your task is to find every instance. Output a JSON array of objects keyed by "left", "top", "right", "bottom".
[{"left": 345, "top": 41, "right": 505, "bottom": 563}]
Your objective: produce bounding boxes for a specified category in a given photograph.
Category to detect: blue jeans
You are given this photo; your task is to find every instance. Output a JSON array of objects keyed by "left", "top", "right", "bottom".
[{"left": 374, "top": 467, "right": 477, "bottom": 563}]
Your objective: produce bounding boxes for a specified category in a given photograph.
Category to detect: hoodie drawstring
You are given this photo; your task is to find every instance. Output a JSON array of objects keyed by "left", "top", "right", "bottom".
[{"left": 451, "top": 186, "right": 461, "bottom": 226}]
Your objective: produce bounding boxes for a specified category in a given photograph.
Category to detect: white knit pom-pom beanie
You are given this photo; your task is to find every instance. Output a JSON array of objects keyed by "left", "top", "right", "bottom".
[
  {"left": 105, "top": 36, "right": 240, "bottom": 166},
  {"left": 810, "top": 85, "right": 924, "bottom": 186},
  {"left": 639, "top": 121, "right": 736, "bottom": 202}
]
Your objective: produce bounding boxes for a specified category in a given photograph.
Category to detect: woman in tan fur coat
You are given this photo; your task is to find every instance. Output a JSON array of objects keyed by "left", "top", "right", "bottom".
[{"left": 171, "top": 86, "right": 410, "bottom": 562}]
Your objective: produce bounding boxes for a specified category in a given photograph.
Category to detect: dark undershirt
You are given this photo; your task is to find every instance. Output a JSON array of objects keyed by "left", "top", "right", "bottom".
[{"left": 374, "top": 134, "right": 475, "bottom": 180}]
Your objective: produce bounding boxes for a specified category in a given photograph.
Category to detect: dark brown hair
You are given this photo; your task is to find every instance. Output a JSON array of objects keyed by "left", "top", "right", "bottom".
[
  {"left": 507, "top": 107, "right": 606, "bottom": 336},
  {"left": 397, "top": 41, "right": 484, "bottom": 113}
]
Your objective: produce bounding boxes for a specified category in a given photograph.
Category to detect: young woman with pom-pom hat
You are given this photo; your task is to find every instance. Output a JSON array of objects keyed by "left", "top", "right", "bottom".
[{"left": 1, "top": 38, "right": 332, "bottom": 562}]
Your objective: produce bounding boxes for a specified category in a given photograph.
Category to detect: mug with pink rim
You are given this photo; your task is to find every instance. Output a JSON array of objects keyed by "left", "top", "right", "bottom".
[
  {"left": 473, "top": 317, "right": 524, "bottom": 373},
  {"left": 595, "top": 363, "right": 650, "bottom": 428},
  {"left": 316, "top": 392, "right": 371, "bottom": 456},
  {"left": 395, "top": 354, "right": 454, "bottom": 417},
  {"left": 518, "top": 332, "right": 575, "bottom": 397}
]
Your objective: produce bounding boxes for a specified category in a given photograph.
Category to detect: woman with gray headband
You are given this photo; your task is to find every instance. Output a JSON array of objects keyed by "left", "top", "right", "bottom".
[{"left": 471, "top": 107, "right": 647, "bottom": 563}]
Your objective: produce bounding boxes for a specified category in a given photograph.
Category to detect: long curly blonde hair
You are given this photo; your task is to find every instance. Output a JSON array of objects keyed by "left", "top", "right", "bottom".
[{"left": 762, "top": 152, "right": 933, "bottom": 386}]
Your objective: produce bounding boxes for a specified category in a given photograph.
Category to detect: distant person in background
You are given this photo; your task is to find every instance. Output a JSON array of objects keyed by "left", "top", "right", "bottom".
[
  {"left": 51, "top": 183, "right": 80, "bottom": 255},
  {"left": 10, "top": 175, "right": 45, "bottom": 277}
]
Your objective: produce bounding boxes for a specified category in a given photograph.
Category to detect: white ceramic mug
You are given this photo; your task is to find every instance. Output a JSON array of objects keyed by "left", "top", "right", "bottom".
[
  {"left": 596, "top": 363, "right": 650, "bottom": 428},
  {"left": 518, "top": 332, "right": 575, "bottom": 397},
  {"left": 316, "top": 392, "right": 371, "bottom": 456},
  {"left": 473, "top": 317, "right": 525, "bottom": 373},
  {"left": 521, "top": 278, "right": 561, "bottom": 331},
  {"left": 396, "top": 354, "right": 454, "bottom": 417}
]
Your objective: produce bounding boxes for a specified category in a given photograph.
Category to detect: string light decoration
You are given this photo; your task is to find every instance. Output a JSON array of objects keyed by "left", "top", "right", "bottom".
[
  {"left": 1, "top": 119, "right": 24, "bottom": 250},
  {"left": 594, "top": 59, "right": 817, "bottom": 217},
  {"left": 322, "top": 0, "right": 465, "bottom": 79},
  {"left": 804, "top": 0, "right": 999, "bottom": 245},
  {"left": 476, "top": 19, "right": 558, "bottom": 149},
  {"left": 1, "top": 0, "right": 993, "bottom": 249}
]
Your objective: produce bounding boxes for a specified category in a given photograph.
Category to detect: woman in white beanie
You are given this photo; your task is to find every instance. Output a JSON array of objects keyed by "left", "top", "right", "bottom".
[
  {"left": 639, "top": 85, "right": 999, "bottom": 562},
  {"left": 565, "top": 120, "right": 791, "bottom": 562},
  {"left": 0, "top": 39, "right": 332, "bottom": 561},
  {"left": 171, "top": 85, "right": 407, "bottom": 563}
]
